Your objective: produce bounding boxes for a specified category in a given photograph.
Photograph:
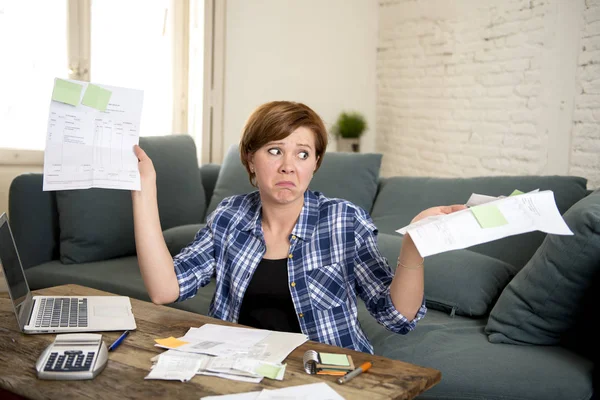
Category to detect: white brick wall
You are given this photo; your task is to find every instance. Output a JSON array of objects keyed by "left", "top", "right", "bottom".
[
  {"left": 378, "top": 0, "right": 600, "bottom": 189},
  {"left": 570, "top": 0, "right": 600, "bottom": 188}
]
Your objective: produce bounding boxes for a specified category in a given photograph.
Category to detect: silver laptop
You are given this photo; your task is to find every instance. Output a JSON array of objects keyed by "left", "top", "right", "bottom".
[{"left": 0, "top": 212, "right": 137, "bottom": 334}]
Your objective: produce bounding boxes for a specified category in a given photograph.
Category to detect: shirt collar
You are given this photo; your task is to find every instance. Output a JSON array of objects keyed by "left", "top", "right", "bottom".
[{"left": 291, "top": 190, "right": 319, "bottom": 241}]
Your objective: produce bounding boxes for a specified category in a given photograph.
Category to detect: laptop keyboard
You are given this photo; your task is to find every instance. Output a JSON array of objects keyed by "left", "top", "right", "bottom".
[{"left": 35, "top": 298, "right": 88, "bottom": 328}]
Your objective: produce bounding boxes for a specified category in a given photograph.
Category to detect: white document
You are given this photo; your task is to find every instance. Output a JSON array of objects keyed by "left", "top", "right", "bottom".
[
  {"left": 465, "top": 189, "right": 539, "bottom": 207},
  {"left": 396, "top": 190, "right": 573, "bottom": 257},
  {"left": 465, "top": 193, "right": 502, "bottom": 207},
  {"left": 145, "top": 351, "right": 205, "bottom": 382},
  {"left": 157, "top": 325, "right": 308, "bottom": 363},
  {"left": 43, "top": 78, "right": 144, "bottom": 191},
  {"left": 199, "top": 370, "right": 263, "bottom": 383},
  {"left": 184, "top": 325, "right": 271, "bottom": 348},
  {"left": 201, "top": 392, "right": 260, "bottom": 400},
  {"left": 203, "top": 356, "right": 286, "bottom": 380},
  {"left": 200, "top": 383, "right": 345, "bottom": 400}
]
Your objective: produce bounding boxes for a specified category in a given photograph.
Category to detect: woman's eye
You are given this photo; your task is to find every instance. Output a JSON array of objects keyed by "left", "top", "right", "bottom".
[
  {"left": 268, "top": 148, "right": 281, "bottom": 156},
  {"left": 298, "top": 151, "right": 309, "bottom": 160}
]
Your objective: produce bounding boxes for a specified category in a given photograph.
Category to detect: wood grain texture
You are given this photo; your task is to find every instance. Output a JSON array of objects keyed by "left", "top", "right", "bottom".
[{"left": 0, "top": 284, "right": 441, "bottom": 399}]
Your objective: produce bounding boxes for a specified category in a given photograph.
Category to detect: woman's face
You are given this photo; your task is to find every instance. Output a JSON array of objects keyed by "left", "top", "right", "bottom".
[{"left": 249, "top": 126, "right": 319, "bottom": 207}]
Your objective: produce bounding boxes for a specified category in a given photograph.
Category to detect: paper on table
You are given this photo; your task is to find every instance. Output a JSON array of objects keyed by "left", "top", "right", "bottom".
[
  {"left": 183, "top": 325, "right": 271, "bottom": 348},
  {"left": 255, "top": 383, "right": 345, "bottom": 400},
  {"left": 145, "top": 351, "right": 205, "bottom": 382},
  {"left": 204, "top": 356, "right": 286, "bottom": 380},
  {"left": 150, "top": 349, "right": 264, "bottom": 383},
  {"left": 396, "top": 190, "right": 573, "bottom": 257},
  {"left": 201, "top": 392, "right": 260, "bottom": 400},
  {"left": 160, "top": 325, "right": 308, "bottom": 363},
  {"left": 43, "top": 78, "right": 144, "bottom": 191},
  {"left": 200, "top": 383, "right": 344, "bottom": 400}
]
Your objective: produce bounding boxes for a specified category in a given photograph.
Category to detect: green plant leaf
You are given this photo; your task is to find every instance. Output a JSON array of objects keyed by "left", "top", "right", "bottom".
[{"left": 333, "top": 111, "right": 367, "bottom": 138}]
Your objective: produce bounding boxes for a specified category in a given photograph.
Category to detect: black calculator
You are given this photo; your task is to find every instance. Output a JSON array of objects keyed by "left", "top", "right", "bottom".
[{"left": 36, "top": 333, "right": 108, "bottom": 380}]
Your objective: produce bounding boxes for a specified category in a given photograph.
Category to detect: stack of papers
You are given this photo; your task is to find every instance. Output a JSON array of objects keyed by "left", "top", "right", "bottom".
[
  {"left": 397, "top": 190, "right": 573, "bottom": 257},
  {"left": 145, "top": 324, "right": 308, "bottom": 383},
  {"left": 200, "top": 382, "right": 345, "bottom": 400}
]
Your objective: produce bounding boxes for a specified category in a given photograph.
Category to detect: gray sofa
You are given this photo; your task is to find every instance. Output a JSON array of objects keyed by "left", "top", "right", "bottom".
[{"left": 8, "top": 135, "right": 598, "bottom": 400}]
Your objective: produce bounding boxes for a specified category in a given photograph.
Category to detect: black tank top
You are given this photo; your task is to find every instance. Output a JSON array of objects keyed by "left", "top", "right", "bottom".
[{"left": 238, "top": 258, "right": 302, "bottom": 333}]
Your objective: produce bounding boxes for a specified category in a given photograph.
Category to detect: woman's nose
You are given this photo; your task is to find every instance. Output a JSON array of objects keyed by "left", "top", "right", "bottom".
[{"left": 279, "top": 154, "right": 295, "bottom": 174}]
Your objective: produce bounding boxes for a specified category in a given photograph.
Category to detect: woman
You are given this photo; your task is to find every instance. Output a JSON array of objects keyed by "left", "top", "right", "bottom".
[{"left": 131, "top": 101, "right": 465, "bottom": 354}]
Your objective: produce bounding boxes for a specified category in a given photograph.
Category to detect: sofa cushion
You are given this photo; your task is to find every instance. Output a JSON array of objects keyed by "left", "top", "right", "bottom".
[
  {"left": 56, "top": 135, "right": 205, "bottom": 264},
  {"left": 358, "top": 306, "right": 593, "bottom": 400},
  {"left": 206, "top": 145, "right": 382, "bottom": 216},
  {"left": 376, "top": 233, "right": 516, "bottom": 317},
  {"left": 370, "top": 175, "right": 589, "bottom": 269},
  {"left": 423, "top": 250, "right": 517, "bottom": 317},
  {"left": 163, "top": 224, "right": 204, "bottom": 256},
  {"left": 485, "top": 189, "right": 600, "bottom": 345}
]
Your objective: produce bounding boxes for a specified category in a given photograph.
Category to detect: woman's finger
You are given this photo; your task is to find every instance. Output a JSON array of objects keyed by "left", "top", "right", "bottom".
[{"left": 133, "top": 144, "right": 148, "bottom": 161}]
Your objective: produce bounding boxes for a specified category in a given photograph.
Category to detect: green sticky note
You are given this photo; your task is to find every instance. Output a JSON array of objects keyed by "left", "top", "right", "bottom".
[
  {"left": 319, "top": 352, "right": 350, "bottom": 366},
  {"left": 51, "top": 79, "right": 82, "bottom": 106},
  {"left": 471, "top": 205, "right": 508, "bottom": 228},
  {"left": 509, "top": 189, "right": 524, "bottom": 196},
  {"left": 82, "top": 84, "right": 112, "bottom": 111},
  {"left": 255, "top": 364, "right": 281, "bottom": 379}
]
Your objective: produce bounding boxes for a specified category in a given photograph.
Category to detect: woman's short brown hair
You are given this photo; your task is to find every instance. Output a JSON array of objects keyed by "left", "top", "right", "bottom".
[{"left": 239, "top": 101, "right": 328, "bottom": 187}]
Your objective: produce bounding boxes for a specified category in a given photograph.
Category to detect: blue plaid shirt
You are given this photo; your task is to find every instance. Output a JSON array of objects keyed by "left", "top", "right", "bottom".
[{"left": 173, "top": 190, "right": 426, "bottom": 354}]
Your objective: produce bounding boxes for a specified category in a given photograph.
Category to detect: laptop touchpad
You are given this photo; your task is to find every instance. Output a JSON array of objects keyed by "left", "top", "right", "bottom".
[{"left": 94, "top": 306, "right": 130, "bottom": 317}]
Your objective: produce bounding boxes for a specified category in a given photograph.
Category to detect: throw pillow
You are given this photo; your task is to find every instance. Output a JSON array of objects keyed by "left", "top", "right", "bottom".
[
  {"left": 485, "top": 189, "right": 600, "bottom": 345},
  {"left": 377, "top": 233, "right": 516, "bottom": 317},
  {"left": 423, "top": 250, "right": 518, "bottom": 317},
  {"left": 206, "top": 145, "right": 383, "bottom": 216},
  {"left": 56, "top": 135, "right": 205, "bottom": 264}
]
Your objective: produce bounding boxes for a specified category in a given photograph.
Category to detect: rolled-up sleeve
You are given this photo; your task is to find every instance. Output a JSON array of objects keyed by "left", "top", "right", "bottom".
[{"left": 173, "top": 220, "right": 217, "bottom": 302}]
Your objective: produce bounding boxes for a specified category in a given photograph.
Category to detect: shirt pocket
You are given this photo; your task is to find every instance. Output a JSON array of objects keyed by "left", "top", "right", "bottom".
[{"left": 306, "top": 263, "right": 347, "bottom": 311}]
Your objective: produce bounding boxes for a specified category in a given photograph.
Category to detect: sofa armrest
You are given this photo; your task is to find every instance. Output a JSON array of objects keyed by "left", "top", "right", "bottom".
[{"left": 9, "top": 173, "right": 59, "bottom": 269}]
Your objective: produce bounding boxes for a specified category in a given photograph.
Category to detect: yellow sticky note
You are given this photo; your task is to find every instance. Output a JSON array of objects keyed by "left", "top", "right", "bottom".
[
  {"left": 319, "top": 352, "right": 350, "bottom": 366},
  {"left": 471, "top": 204, "right": 508, "bottom": 228},
  {"left": 154, "top": 337, "right": 189, "bottom": 348},
  {"left": 51, "top": 78, "right": 82, "bottom": 106},
  {"left": 509, "top": 189, "right": 524, "bottom": 196},
  {"left": 82, "top": 84, "right": 112, "bottom": 111}
]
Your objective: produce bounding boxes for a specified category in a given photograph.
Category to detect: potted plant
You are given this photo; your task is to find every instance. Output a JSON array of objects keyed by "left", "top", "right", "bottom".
[{"left": 332, "top": 111, "right": 367, "bottom": 152}]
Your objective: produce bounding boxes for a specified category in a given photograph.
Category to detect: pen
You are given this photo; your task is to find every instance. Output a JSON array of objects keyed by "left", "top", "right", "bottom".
[
  {"left": 108, "top": 330, "right": 130, "bottom": 352},
  {"left": 336, "top": 361, "right": 372, "bottom": 384}
]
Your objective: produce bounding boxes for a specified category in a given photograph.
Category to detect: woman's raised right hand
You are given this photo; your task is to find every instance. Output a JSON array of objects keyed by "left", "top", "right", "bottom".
[{"left": 133, "top": 144, "right": 156, "bottom": 189}]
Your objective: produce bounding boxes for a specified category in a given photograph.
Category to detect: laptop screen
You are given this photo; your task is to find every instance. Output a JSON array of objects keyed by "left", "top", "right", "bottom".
[{"left": 0, "top": 215, "right": 30, "bottom": 307}]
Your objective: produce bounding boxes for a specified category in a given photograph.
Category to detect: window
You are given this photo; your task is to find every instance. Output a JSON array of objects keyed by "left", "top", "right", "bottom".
[
  {"left": 90, "top": 0, "right": 174, "bottom": 138},
  {"left": 0, "top": 1, "right": 68, "bottom": 150},
  {"left": 0, "top": 1, "right": 211, "bottom": 158}
]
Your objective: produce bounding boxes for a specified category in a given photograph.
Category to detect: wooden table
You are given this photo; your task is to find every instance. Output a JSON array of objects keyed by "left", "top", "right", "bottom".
[{"left": 0, "top": 284, "right": 440, "bottom": 399}]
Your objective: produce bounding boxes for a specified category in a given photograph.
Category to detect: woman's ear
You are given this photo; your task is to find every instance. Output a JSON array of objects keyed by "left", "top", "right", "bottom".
[{"left": 248, "top": 154, "right": 255, "bottom": 173}]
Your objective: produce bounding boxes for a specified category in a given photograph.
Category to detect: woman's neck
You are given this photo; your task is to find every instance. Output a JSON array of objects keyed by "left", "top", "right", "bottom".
[{"left": 260, "top": 197, "right": 304, "bottom": 237}]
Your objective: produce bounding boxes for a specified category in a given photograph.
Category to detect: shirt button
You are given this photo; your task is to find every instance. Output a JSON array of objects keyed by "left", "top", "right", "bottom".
[
  {"left": 288, "top": 254, "right": 293, "bottom": 259},
  {"left": 290, "top": 282, "right": 296, "bottom": 287},
  {"left": 291, "top": 235, "right": 297, "bottom": 240},
  {"left": 298, "top": 313, "right": 304, "bottom": 318}
]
